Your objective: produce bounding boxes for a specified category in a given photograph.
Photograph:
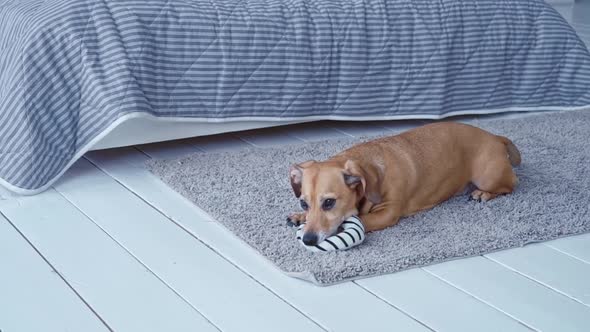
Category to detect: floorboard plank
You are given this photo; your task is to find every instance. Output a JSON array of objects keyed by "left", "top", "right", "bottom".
[
  {"left": 0, "top": 215, "right": 109, "bottom": 332},
  {"left": 546, "top": 234, "right": 590, "bottom": 264},
  {"left": 54, "top": 158, "right": 324, "bottom": 332},
  {"left": 377, "top": 119, "right": 428, "bottom": 133},
  {"left": 326, "top": 121, "right": 393, "bottom": 138},
  {"left": 0, "top": 190, "right": 219, "bottom": 332},
  {"left": 425, "top": 256, "right": 590, "bottom": 332},
  {"left": 356, "top": 268, "right": 532, "bottom": 332},
  {"left": 87, "top": 148, "right": 215, "bottom": 224},
  {"left": 87, "top": 148, "right": 431, "bottom": 332},
  {"left": 285, "top": 122, "right": 349, "bottom": 142},
  {"left": 137, "top": 140, "right": 203, "bottom": 160},
  {"left": 486, "top": 244, "right": 590, "bottom": 307},
  {"left": 236, "top": 127, "right": 305, "bottom": 148},
  {"left": 187, "top": 133, "right": 252, "bottom": 152}
]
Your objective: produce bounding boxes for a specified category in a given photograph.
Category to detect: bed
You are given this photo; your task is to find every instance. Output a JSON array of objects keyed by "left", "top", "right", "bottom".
[{"left": 0, "top": 0, "right": 589, "bottom": 194}]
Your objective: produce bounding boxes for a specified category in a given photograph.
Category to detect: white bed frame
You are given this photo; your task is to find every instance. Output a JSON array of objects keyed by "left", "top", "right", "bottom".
[
  {"left": 91, "top": 105, "right": 587, "bottom": 150},
  {"left": 91, "top": 117, "right": 303, "bottom": 149}
]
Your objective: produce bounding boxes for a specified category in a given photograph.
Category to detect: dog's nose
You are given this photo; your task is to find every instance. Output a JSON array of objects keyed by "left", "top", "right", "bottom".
[{"left": 302, "top": 232, "right": 319, "bottom": 246}]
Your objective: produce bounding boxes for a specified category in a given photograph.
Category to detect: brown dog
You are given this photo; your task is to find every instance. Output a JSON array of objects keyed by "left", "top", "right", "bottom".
[{"left": 288, "top": 122, "right": 521, "bottom": 246}]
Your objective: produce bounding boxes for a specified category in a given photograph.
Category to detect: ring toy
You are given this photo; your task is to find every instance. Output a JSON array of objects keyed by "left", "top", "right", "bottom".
[{"left": 296, "top": 216, "right": 365, "bottom": 252}]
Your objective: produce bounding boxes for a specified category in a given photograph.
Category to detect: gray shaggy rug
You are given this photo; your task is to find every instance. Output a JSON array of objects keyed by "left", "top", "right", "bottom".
[{"left": 147, "top": 110, "right": 590, "bottom": 285}]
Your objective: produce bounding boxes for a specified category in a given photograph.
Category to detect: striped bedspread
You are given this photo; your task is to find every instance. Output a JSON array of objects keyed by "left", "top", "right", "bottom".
[{"left": 0, "top": 0, "right": 589, "bottom": 194}]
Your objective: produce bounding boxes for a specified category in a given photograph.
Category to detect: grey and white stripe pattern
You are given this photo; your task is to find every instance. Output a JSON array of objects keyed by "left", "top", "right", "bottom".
[
  {"left": 1, "top": 0, "right": 589, "bottom": 193},
  {"left": 297, "top": 216, "right": 366, "bottom": 252}
]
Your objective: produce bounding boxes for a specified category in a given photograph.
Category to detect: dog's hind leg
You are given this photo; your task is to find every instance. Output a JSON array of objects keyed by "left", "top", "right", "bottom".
[{"left": 470, "top": 152, "right": 518, "bottom": 202}]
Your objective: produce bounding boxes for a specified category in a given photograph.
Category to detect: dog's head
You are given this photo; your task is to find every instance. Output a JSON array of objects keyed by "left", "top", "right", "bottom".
[{"left": 289, "top": 159, "right": 381, "bottom": 245}]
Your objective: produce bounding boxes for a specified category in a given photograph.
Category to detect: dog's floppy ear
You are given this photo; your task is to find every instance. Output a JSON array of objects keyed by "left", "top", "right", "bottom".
[
  {"left": 289, "top": 160, "right": 315, "bottom": 198},
  {"left": 343, "top": 159, "right": 382, "bottom": 204}
]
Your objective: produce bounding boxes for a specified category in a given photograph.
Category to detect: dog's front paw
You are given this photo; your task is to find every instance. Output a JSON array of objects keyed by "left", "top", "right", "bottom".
[{"left": 286, "top": 212, "right": 306, "bottom": 227}]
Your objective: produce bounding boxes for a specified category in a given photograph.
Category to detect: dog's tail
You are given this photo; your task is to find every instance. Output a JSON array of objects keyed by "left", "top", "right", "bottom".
[{"left": 497, "top": 136, "right": 521, "bottom": 166}]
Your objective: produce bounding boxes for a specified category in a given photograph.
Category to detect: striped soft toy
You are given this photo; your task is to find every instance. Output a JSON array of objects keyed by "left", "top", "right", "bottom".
[{"left": 296, "top": 216, "right": 366, "bottom": 252}]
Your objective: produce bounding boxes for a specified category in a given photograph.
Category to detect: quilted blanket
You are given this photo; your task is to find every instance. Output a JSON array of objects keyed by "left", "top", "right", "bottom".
[{"left": 1, "top": 0, "right": 589, "bottom": 194}]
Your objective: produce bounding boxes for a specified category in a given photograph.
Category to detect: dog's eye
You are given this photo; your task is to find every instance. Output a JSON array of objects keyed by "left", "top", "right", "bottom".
[
  {"left": 322, "top": 199, "right": 336, "bottom": 211},
  {"left": 300, "top": 200, "right": 309, "bottom": 210}
]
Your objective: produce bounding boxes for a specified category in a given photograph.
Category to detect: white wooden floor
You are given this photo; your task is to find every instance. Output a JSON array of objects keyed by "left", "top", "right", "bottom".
[{"left": 1, "top": 3, "right": 589, "bottom": 332}]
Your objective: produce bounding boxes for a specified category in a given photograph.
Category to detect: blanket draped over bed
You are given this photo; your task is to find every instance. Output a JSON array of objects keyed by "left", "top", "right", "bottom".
[{"left": 0, "top": 0, "right": 589, "bottom": 193}]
